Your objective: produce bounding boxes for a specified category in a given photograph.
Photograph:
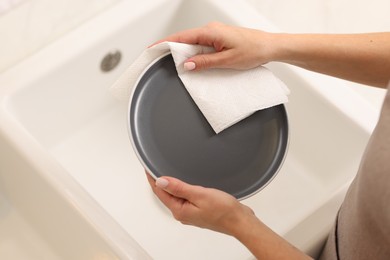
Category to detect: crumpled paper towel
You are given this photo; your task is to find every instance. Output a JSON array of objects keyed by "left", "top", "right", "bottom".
[{"left": 109, "top": 41, "right": 289, "bottom": 133}]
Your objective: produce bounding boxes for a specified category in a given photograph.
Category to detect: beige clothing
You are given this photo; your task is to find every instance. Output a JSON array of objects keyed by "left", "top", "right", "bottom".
[{"left": 320, "top": 86, "right": 390, "bottom": 260}]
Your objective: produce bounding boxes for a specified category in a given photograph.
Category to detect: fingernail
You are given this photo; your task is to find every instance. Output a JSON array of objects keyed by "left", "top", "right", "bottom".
[
  {"left": 156, "top": 178, "right": 169, "bottom": 188},
  {"left": 184, "top": 61, "right": 196, "bottom": 71}
]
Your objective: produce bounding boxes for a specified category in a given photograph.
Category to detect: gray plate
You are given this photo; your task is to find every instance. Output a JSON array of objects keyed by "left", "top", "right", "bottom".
[{"left": 129, "top": 54, "right": 288, "bottom": 199}]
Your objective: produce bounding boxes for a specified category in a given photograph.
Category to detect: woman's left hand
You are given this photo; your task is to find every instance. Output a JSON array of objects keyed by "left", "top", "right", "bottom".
[{"left": 146, "top": 172, "right": 254, "bottom": 236}]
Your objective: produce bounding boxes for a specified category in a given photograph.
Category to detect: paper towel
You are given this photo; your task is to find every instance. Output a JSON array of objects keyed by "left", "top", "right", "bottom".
[{"left": 109, "top": 41, "right": 289, "bottom": 133}]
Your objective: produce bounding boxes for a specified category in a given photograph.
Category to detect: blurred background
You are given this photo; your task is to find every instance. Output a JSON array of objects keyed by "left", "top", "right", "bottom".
[
  {"left": 1, "top": 0, "right": 389, "bottom": 105},
  {"left": 247, "top": 0, "right": 390, "bottom": 108}
]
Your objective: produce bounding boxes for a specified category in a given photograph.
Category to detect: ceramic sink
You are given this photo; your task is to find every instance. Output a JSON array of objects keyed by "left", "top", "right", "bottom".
[{"left": 0, "top": 0, "right": 379, "bottom": 259}]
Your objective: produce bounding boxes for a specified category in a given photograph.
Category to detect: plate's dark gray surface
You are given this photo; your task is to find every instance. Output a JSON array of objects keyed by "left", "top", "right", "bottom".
[{"left": 129, "top": 54, "right": 288, "bottom": 199}]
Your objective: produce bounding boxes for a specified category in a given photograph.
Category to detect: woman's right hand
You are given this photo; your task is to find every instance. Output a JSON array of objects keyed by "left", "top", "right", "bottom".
[
  {"left": 155, "top": 22, "right": 390, "bottom": 87},
  {"left": 153, "top": 22, "right": 280, "bottom": 71}
]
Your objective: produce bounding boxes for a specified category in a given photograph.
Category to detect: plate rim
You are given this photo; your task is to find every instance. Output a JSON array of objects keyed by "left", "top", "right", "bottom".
[
  {"left": 127, "top": 52, "right": 171, "bottom": 181},
  {"left": 127, "top": 53, "right": 290, "bottom": 200}
]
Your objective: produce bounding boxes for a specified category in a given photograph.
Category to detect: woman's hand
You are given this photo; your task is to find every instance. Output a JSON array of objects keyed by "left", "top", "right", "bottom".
[
  {"left": 153, "top": 22, "right": 279, "bottom": 71},
  {"left": 154, "top": 22, "right": 390, "bottom": 87},
  {"left": 146, "top": 172, "right": 254, "bottom": 236},
  {"left": 146, "top": 173, "right": 312, "bottom": 259}
]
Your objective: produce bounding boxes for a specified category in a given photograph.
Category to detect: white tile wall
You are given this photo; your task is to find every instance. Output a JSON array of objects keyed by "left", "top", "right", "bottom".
[{"left": 0, "top": 0, "right": 120, "bottom": 73}]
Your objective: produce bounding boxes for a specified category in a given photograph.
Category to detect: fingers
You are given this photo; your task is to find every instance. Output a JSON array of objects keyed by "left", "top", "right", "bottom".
[
  {"left": 184, "top": 50, "right": 234, "bottom": 71},
  {"left": 149, "top": 22, "right": 241, "bottom": 70},
  {"left": 149, "top": 22, "right": 225, "bottom": 50},
  {"left": 154, "top": 22, "right": 223, "bottom": 46},
  {"left": 148, "top": 27, "right": 207, "bottom": 48},
  {"left": 146, "top": 172, "right": 188, "bottom": 209},
  {"left": 156, "top": 176, "right": 205, "bottom": 203},
  {"left": 162, "top": 28, "right": 208, "bottom": 45},
  {"left": 146, "top": 173, "right": 204, "bottom": 206},
  {"left": 145, "top": 172, "right": 255, "bottom": 234}
]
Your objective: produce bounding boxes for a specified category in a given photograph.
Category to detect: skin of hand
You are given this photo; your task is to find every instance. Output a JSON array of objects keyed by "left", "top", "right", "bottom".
[
  {"left": 146, "top": 172, "right": 254, "bottom": 236},
  {"left": 145, "top": 22, "right": 390, "bottom": 258},
  {"left": 155, "top": 22, "right": 390, "bottom": 88},
  {"left": 146, "top": 173, "right": 312, "bottom": 260},
  {"left": 154, "top": 22, "right": 278, "bottom": 71}
]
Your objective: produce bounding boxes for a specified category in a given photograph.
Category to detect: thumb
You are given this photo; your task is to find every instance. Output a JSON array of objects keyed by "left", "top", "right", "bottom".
[
  {"left": 156, "top": 177, "right": 202, "bottom": 201},
  {"left": 184, "top": 51, "right": 230, "bottom": 71}
]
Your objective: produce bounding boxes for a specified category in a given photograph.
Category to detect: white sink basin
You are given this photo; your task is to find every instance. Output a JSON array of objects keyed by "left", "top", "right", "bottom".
[
  {"left": 0, "top": 0, "right": 379, "bottom": 259},
  {"left": 0, "top": 194, "right": 57, "bottom": 259}
]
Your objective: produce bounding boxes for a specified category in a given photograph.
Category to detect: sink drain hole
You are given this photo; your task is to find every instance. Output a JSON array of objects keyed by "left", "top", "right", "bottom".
[{"left": 100, "top": 50, "right": 122, "bottom": 72}]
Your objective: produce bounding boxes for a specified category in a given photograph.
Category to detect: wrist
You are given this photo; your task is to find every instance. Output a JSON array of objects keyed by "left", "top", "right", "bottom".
[
  {"left": 225, "top": 204, "right": 263, "bottom": 238},
  {"left": 251, "top": 31, "right": 295, "bottom": 65},
  {"left": 227, "top": 207, "right": 312, "bottom": 260},
  {"left": 267, "top": 33, "right": 297, "bottom": 63}
]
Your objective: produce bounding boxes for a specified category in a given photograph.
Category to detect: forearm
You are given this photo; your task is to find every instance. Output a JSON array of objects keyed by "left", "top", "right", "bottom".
[
  {"left": 270, "top": 32, "right": 390, "bottom": 88},
  {"left": 230, "top": 213, "right": 312, "bottom": 260}
]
